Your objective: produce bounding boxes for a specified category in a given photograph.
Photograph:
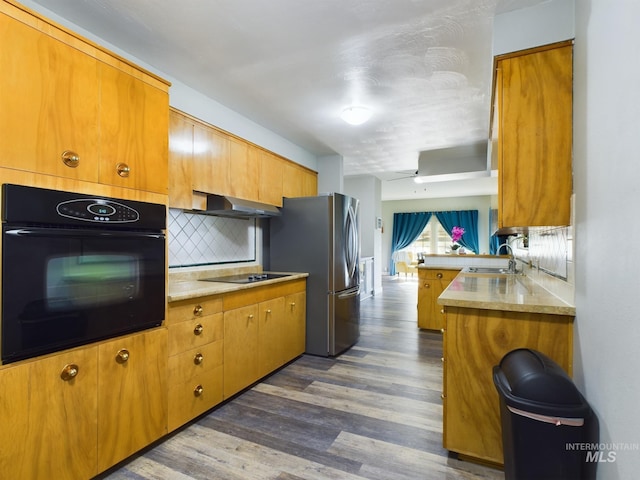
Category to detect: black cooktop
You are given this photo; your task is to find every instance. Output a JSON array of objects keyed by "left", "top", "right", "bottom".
[{"left": 199, "top": 273, "right": 291, "bottom": 284}]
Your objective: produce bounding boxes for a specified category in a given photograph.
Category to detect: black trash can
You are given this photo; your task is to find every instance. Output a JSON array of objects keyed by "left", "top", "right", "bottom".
[{"left": 493, "top": 348, "right": 599, "bottom": 480}]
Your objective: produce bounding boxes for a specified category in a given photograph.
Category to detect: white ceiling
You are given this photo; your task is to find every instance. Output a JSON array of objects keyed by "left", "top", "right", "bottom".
[{"left": 30, "top": 0, "right": 546, "bottom": 200}]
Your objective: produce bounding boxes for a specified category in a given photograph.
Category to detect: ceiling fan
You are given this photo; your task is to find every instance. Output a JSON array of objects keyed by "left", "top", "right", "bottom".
[{"left": 387, "top": 170, "right": 418, "bottom": 181}]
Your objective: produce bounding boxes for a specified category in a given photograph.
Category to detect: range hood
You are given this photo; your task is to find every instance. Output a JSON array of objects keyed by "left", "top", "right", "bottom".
[{"left": 199, "top": 194, "right": 281, "bottom": 218}]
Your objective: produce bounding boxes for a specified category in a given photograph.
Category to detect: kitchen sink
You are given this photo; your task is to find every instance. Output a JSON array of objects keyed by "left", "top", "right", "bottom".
[{"left": 464, "top": 266, "right": 523, "bottom": 275}]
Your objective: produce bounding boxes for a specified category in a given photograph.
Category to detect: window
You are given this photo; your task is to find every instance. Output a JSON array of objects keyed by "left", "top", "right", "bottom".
[{"left": 404, "top": 217, "right": 472, "bottom": 257}]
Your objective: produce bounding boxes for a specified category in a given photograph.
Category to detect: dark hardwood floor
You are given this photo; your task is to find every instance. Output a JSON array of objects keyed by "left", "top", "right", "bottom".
[{"left": 100, "top": 275, "right": 504, "bottom": 480}]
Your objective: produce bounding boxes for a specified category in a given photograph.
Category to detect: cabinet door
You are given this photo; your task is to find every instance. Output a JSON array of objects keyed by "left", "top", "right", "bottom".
[
  {"left": 418, "top": 269, "right": 458, "bottom": 330},
  {"left": 282, "top": 162, "right": 317, "bottom": 198},
  {"left": 282, "top": 291, "right": 306, "bottom": 361},
  {"left": 0, "top": 14, "right": 99, "bottom": 182},
  {"left": 99, "top": 63, "right": 169, "bottom": 194},
  {"left": 258, "top": 296, "right": 286, "bottom": 377},
  {"left": 228, "top": 138, "right": 259, "bottom": 200},
  {"left": 223, "top": 304, "right": 259, "bottom": 398},
  {"left": 443, "top": 307, "right": 573, "bottom": 464},
  {"left": 192, "top": 123, "right": 231, "bottom": 195},
  {"left": 498, "top": 43, "right": 573, "bottom": 227},
  {"left": 168, "top": 110, "right": 195, "bottom": 209},
  {"left": 97, "top": 328, "right": 168, "bottom": 472},
  {"left": 258, "top": 150, "right": 284, "bottom": 206},
  {"left": 0, "top": 347, "right": 98, "bottom": 480}
]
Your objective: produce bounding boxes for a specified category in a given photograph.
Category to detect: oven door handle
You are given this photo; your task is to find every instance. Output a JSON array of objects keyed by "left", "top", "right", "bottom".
[{"left": 4, "top": 228, "right": 165, "bottom": 239}]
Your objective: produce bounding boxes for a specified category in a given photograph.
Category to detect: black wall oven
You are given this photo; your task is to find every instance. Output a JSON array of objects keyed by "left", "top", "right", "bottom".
[{"left": 1, "top": 184, "right": 166, "bottom": 364}]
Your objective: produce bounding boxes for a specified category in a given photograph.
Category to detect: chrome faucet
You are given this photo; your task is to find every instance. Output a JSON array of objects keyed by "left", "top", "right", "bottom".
[{"left": 498, "top": 242, "right": 517, "bottom": 274}]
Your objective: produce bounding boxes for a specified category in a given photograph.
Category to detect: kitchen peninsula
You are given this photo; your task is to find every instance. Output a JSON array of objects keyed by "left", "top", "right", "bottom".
[{"left": 437, "top": 268, "right": 575, "bottom": 465}]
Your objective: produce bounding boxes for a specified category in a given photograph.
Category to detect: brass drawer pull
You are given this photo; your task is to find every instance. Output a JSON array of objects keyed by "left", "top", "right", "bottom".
[
  {"left": 60, "top": 364, "right": 79, "bottom": 381},
  {"left": 194, "top": 385, "right": 204, "bottom": 397},
  {"left": 193, "top": 323, "right": 204, "bottom": 335},
  {"left": 116, "top": 349, "right": 130, "bottom": 364},
  {"left": 194, "top": 353, "right": 204, "bottom": 365},
  {"left": 193, "top": 304, "right": 203, "bottom": 316},
  {"left": 116, "top": 162, "right": 130, "bottom": 178},
  {"left": 61, "top": 150, "right": 80, "bottom": 168}
]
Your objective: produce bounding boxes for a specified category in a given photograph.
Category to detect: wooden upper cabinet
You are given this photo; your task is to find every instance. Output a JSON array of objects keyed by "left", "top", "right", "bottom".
[
  {"left": 282, "top": 161, "right": 318, "bottom": 198},
  {"left": 258, "top": 150, "right": 284, "bottom": 206},
  {"left": 168, "top": 109, "right": 195, "bottom": 209},
  {"left": 496, "top": 41, "right": 573, "bottom": 228},
  {"left": 98, "top": 63, "right": 169, "bottom": 194},
  {"left": 228, "top": 137, "right": 259, "bottom": 200},
  {"left": 0, "top": 12, "right": 100, "bottom": 182},
  {"left": 0, "top": 3, "right": 170, "bottom": 194},
  {"left": 192, "top": 122, "right": 231, "bottom": 196}
]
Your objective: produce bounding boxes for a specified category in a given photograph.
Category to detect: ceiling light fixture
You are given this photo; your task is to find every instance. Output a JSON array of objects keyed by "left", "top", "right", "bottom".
[{"left": 341, "top": 106, "right": 372, "bottom": 125}]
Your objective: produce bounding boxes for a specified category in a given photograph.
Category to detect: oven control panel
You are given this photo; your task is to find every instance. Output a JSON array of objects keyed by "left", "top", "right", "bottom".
[
  {"left": 57, "top": 199, "right": 140, "bottom": 223},
  {"left": 2, "top": 184, "right": 166, "bottom": 230}
]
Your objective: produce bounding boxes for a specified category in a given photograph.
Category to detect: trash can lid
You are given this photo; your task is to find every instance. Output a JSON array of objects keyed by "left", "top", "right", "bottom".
[{"left": 494, "top": 348, "right": 584, "bottom": 407}]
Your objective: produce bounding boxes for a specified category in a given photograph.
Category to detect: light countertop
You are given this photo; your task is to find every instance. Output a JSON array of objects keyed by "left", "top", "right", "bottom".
[
  {"left": 168, "top": 271, "right": 308, "bottom": 303},
  {"left": 438, "top": 270, "right": 576, "bottom": 316}
]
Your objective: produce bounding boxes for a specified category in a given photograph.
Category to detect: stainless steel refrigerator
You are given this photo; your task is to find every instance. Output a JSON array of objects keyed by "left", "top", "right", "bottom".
[{"left": 269, "top": 193, "right": 360, "bottom": 356}]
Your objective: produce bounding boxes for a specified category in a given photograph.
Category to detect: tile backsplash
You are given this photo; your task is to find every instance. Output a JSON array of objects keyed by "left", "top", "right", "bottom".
[
  {"left": 168, "top": 209, "right": 256, "bottom": 268},
  {"left": 512, "top": 225, "right": 574, "bottom": 284}
]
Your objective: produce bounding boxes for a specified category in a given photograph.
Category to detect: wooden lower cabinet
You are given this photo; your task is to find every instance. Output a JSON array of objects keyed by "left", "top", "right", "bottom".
[
  {"left": 442, "top": 306, "right": 573, "bottom": 465},
  {"left": 166, "top": 296, "right": 224, "bottom": 432},
  {"left": 97, "top": 328, "right": 168, "bottom": 472},
  {"left": 223, "top": 303, "right": 260, "bottom": 398},
  {"left": 0, "top": 327, "right": 167, "bottom": 479},
  {"left": 0, "top": 345, "right": 98, "bottom": 480},
  {"left": 223, "top": 279, "right": 307, "bottom": 399},
  {"left": 417, "top": 268, "right": 459, "bottom": 330}
]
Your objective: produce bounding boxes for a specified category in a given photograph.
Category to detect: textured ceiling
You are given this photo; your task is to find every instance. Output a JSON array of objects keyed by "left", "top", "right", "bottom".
[{"left": 29, "top": 0, "right": 547, "bottom": 199}]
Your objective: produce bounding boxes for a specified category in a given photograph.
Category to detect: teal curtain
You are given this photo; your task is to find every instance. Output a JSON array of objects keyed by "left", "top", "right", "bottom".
[
  {"left": 390, "top": 212, "right": 432, "bottom": 274},
  {"left": 434, "top": 210, "right": 479, "bottom": 254}
]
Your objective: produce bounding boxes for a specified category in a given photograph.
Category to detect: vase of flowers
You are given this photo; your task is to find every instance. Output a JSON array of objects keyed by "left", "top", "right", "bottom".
[{"left": 450, "top": 226, "right": 465, "bottom": 254}]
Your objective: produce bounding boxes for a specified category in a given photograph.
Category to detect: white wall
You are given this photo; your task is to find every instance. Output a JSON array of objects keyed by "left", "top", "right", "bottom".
[
  {"left": 493, "top": 0, "right": 575, "bottom": 55},
  {"left": 573, "top": 1, "right": 640, "bottom": 478},
  {"left": 317, "top": 155, "right": 344, "bottom": 194},
  {"left": 381, "top": 196, "right": 492, "bottom": 273}
]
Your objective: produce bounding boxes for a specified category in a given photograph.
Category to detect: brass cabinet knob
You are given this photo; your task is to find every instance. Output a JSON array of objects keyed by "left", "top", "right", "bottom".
[
  {"left": 424, "top": 283, "right": 430, "bottom": 288},
  {"left": 194, "top": 353, "right": 204, "bottom": 365},
  {"left": 194, "top": 385, "right": 204, "bottom": 397},
  {"left": 440, "top": 328, "right": 445, "bottom": 334},
  {"left": 290, "top": 302, "right": 296, "bottom": 308},
  {"left": 116, "top": 162, "right": 130, "bottom": 178},
  {"left": 437, "top": 273, "right": 443, "bottom": 279},
  {"left": 248, "top": 314, "right": 254, "bottom": 320},
  {"left": 60, "top": 364, "right": 79, "bottom": 381},
  {"left": 441, "top": 357, "right": 445, "bottom": 363},
  {"left": 441, "top": 393, "right": 446, "bottom": 400},
  {"left": 193, "top": 323, "right": 204, "bottom": 335},
  {"left": 116, "top": 349, "right": 130, "bottom": 364},
  {"left": 440, "top": 309, "right": 445, "bottom": 314},
  {"left": 61, "top": 150, "right": 80, "bottom": 168},
  {"left": 193, "top": 304, "right": 203, "bottom": 316},
  {"left": 266, "top": 309, "right": 272, "bottom": 314}
]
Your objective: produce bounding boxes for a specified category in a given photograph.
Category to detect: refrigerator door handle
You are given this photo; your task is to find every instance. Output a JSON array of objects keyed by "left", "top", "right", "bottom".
[
  {"left": 345, "top": 204, "right": 359, "bottom": 279},
  {"left": 338, "top": 287, "right": 360, "bottom": 300}
]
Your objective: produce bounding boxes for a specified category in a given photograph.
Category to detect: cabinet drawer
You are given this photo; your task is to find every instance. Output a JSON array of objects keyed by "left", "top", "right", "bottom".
[
  {"left": 167, "top": 313, "right": 223, "bottom": 356},
  {"left": 420, "top": 269, "right": 460, "bottom": 280},
  {"left": 167, "top": 364, "right": 223, "bottom": 432},
  {"left": 167, "top": 296, "right": 223, "bottom": 325},
  {"left": 168, "top": 341, "right": 223, "bottom": 384}
]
